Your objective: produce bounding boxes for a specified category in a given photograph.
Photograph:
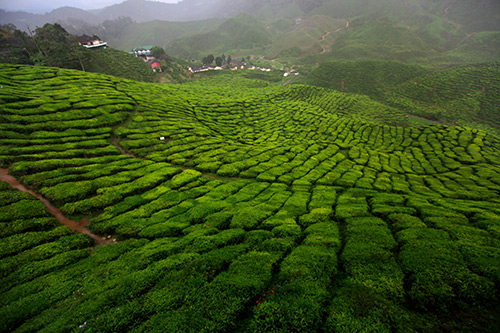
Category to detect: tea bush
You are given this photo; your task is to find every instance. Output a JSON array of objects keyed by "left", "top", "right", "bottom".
[{"left": 1, "top": 64, "right": 499, "bottom": 331}]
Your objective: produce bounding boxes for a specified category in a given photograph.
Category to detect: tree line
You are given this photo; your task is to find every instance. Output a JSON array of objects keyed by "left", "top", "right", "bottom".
[
  {"left": 0, "top": 23, "right": 90, "bottom": 70},
  {"left": 201, "top": 54, "right": 233, "bottom": 67}
]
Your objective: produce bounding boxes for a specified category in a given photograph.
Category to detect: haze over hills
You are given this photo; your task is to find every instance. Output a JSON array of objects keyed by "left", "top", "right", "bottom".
[
  {"left": 2, "top": 0, "right": 499, "bottom": 31},
  {"left": 1, "top": 0, "right": 499, "bottom": 68}
]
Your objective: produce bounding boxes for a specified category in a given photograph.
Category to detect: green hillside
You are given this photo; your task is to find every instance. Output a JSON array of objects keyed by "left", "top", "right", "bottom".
[
  {"left": 147, "top": 0, "right": 500, "bottom": 67},
  {"left": 295, "top": 60, "right": 431, "bottom": 100},
  {"left": 166, "top": 13, "right": 274, "bottom": 59},
  {"left": 85, "top": 48, "right": 157, "bottom": 82},
  {"left": 430, "top": 32, "right": 500, "bottom": 66},
  {"left": 104, "top": 18, "right": 225, "bottom": 53},
  {"left": 86, "top": 48, "right": 190, "bottom": 84},
  {"left": 296, "top": 60, "right": 500, "bottom": 137},
  {"left": 262, "top": 15, "right": 349, "bottom": 59},
  {"left": 387, "top": 62, "right": 500, "bottom": 135},
  {"left": 322, "top": 17, "right": 461, "bottom": 63},
  {"left": 1, "top": 64, "right": 500, "bottom": 331}
]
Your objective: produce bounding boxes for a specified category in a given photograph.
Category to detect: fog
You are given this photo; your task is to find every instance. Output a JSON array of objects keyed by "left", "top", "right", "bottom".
[{"left": 0, "top": 0, "right": 180, "bottom": 14}]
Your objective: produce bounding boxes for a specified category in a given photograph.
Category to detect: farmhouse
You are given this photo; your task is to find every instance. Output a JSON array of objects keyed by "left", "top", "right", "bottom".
[
  {"left": 132, "top": 45, "right": 155, "bottom": 57},
  {"left": 78, "top": 35, "right": 107, "bottom": 49},
  {"left": 187, "top": 65, "right": 224, "bottom": 73},
  {"left": 150, "top": 60, "right": 162, "bottom": 72}
]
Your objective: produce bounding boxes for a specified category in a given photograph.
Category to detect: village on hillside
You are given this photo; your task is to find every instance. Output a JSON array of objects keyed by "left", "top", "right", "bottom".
[
  {"left": 131, "top": 45, "right": 163, "bottom": 72},
  {"left": 77, "top": 40, "right": 298, "bottom": 77},
  {"left": 187, "top": 61, "right": 272, "bottom": 73}
]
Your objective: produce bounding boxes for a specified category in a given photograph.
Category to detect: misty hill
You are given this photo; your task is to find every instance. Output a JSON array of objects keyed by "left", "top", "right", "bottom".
[
  {"left": 85, "top": 47, "right": 190, "bottom": 83},
  {"left": 0, "top": 7, "right": 100, "bottom": 30},
  {"left": 163, "top": 6, "right": 499, "bottom": 66},
  {"left": 2, "top": 0, "right": 499, "bottom": 32},
  {"left": 1, "top": 0, "right": 499, "bottom": 69},
  {"left": 297, "top": 60, "right": 500, "bottom": 136},
  {"left": 98, "top": 18, "right": 225, "bottom": 55},
  {"left": 90, "top": 0, "right": 220, "bottom": 22},
  {"left": 166, "top": 13, "right": 275, "bottom": 60},
  {"left": 0, "top": 0, "right": 220, "bottom": 29}
]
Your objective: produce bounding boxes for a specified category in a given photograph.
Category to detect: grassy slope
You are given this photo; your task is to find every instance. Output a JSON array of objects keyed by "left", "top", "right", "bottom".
[
  {"left": 149, "top": 0, "right": 499, "bottom": 67},
  {"left": 387, "top": 62, "right": 500, "bottom": 135},
  {"left": 106, "top": 18, "right": 225, "bottom": 53},
  {"left": 1, "top": 64, "right": 500, "bottom": 332},
  {"left": 296, "top": 60, "right": 500, "bottom": 136},
  {"left": 263, "top": 15, "right": 348, "bottom": 59},
  {"left": 430, "top": 32, "right": 500, "bottom": 66},
  {"left": 85, "top": 47, "right": 189, "bottom": 83},
  {"left": 85, "top": 48, "right": 156, "bottom": 82},
  {"left": 165, "top": 13, "right": 275, "bottom": 59},
  {"left": 295, "top": 60, "right": 431, "bottom": 100}
]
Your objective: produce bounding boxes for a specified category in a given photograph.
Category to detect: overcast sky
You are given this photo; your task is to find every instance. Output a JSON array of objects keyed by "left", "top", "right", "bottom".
[{"left": 0, "top": 0, "right": 180, "bottom": 13}]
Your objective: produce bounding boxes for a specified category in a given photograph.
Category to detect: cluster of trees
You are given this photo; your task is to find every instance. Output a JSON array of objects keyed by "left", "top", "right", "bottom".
[
  {"left": 201, "top": 54, "right": 232, "bottom": 67},
  {"left": 0, "top": 23, "right": 89, "bottom": 70}
]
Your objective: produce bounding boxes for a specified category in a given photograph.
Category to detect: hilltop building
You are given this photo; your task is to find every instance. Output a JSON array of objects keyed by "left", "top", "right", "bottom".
[
  {"left": 132, "top": 46, "right": 155, "bottom": 57},
  {"left": 78, "top": 35, "right": 107, "bottom": 49}
]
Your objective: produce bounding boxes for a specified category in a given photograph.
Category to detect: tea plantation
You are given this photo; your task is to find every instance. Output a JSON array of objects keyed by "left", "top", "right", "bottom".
[{"left": 1, "top": 64, "right": 499, "bottom": 332}]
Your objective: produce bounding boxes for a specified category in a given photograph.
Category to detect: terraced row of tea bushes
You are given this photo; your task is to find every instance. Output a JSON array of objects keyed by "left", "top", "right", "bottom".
[
  {"left": 386, "top": 62, "right": 500, "bottom": 135},
  {"left": 2, "top": 176, "right": 499, "bottom": 331},
  {"left": 0, "top": 65, "right": 137, "bottom": 168},
  {"left": 295, "top": 60, "right": 431, "bottom": 101},
  {"left": 0, "top": 180, "right": 93, "bottom": 296},
  {"left": 111, "top": 77, "right": 500, "bottom": 201},
  {"left": 1, "top": 64, "right": 500, "bottom": 331}
]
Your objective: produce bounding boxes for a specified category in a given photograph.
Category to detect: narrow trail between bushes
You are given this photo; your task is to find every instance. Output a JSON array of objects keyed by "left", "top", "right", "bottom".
[
  {"left": 0, "top": 168, "right": 115, "bottom": 246},
  {"left": 112, "top": 105, "right": 139, "bottom": 158}
]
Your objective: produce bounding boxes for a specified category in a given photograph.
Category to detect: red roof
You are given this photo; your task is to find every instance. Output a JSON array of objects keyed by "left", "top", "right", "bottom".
[{"left": 151, "top": 62, "right": 161, "bottom": 68}]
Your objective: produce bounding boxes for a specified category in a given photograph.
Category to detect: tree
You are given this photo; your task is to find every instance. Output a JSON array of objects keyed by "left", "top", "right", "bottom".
[
  {"left": 202, "top": 54, "right": 214, "bottom": 65},
  {"left": 32, "top": 23, "right": 85, "bottom": 69},
  {"left": 151, "top": 46, "right": 166, "bottom": 59},
  {"left": 0, "top": 26, "right": 32, "bottom": 64},
  {"left": 227, "top": 55, "right": 232, "bottom": 66},
  {"left": 0, "top": 23, "right": 16, "bottom": 32},
  {"left": 215, "top": 56, "right": 223, "bottom": 67},
  {"left": 0, "top": 23, "right": 90, "bottom": 70}
]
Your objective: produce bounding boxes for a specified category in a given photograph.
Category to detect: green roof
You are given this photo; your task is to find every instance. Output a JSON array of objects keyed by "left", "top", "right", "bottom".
[{"left": 132, "top": 45, "right": 155, "bottom": 51}]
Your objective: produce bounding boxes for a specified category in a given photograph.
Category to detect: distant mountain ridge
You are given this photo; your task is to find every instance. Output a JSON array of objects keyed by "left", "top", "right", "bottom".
[
  {"left": 2, "top": 0, "right": 499, "bottom": 33},
  {"left": 1, "top": 0, "right": 499, "bottom": 68},
  {"left": 0, "top": 0, "right": 220, "bottom": 29}
]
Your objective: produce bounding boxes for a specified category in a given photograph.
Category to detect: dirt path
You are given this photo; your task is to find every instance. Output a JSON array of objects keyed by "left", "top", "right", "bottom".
[
  {"left": 112, "top": 135, "right": 135, "bottom": 157},
  {"left": 442, "top": 0, "right": 461, "bottom": 29},
  {"left": 0, "top": 168, "right": 115, "bottom": 246},
  {"left": 112, "top": 106, "right": 138, "bottom": 158},
  {"left": 319, "top": 19, "right": 350, "bottom": 54},
  {"left": 320, "top": 31, "right": 331, "bottom": 41}
]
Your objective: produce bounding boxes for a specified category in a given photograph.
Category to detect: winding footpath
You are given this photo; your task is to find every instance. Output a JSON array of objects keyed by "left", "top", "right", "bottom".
[
  {"left": 0, "top": 168, "right": 115, "bottom": 246},
  {"left": 319, "top": 19, "right": 350, "bottom": 54}
]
